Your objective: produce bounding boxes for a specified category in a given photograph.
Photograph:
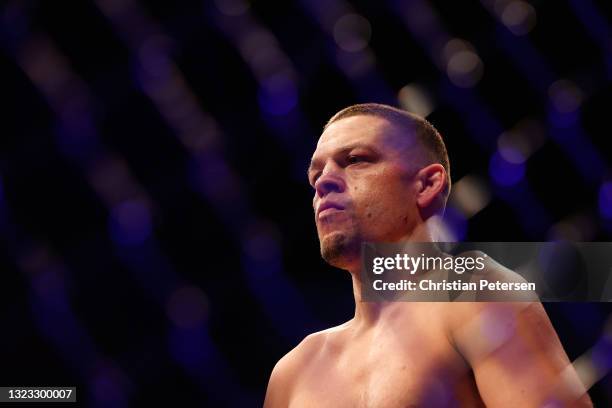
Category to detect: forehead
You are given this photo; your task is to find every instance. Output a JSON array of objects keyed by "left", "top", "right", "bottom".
[{"left": 314, "top": 115, "right": 417, "bottom": 157}]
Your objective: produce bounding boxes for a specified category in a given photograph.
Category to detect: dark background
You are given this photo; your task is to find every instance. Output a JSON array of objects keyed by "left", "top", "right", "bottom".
[{"left": 2, "top": 0, "right": 612, "bottom": 406}]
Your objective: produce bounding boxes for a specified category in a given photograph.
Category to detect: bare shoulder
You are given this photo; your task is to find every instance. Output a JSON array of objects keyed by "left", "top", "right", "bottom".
[
  {"left": 462, "top": 250, "right": 529, "bottom": 283},
  {"left": 263, "top": 322, "right": 350, "bottom": 407},
  {"left": 446, "top": 251, "right": 549, "bottom": 347},
  {"left": 463, "top": 250, "right": 539, "bottom": 302},
  {"left": 444, "top": 289, "right": 592, "bottom": 405},
  {"left": 280, "top": 321, "right": 350, "bottom": 367}
]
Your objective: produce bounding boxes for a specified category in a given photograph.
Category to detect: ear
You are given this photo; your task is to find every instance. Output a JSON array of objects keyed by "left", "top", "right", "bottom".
[{"left": 415, "top": 163, "right": 447, "bottom": 210}]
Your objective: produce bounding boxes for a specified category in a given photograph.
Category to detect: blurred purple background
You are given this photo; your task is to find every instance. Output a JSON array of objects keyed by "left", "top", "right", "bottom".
[{"left": 1, "top": 0, "right": 612, "bottom": 406}]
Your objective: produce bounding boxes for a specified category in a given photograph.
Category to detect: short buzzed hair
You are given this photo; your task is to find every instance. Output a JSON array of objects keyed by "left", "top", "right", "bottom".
[{"left": 325, "top": 103, "right": 451, "bottom": 204}]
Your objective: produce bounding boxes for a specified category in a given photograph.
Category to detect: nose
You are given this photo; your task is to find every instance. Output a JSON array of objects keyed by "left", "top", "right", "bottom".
[{"left": 314, "top": 162, "right": 346, "bottom": 198}]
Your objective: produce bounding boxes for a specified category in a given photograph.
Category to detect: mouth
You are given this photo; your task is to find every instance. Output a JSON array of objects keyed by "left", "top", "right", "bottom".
[{"left": 317, "top": 201, "right": 345, "bottom": 219}]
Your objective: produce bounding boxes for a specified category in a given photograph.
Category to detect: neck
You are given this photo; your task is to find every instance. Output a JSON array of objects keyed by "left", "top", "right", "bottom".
[{"left": 347, "top": 220, "right": 438, "bottom": 327}]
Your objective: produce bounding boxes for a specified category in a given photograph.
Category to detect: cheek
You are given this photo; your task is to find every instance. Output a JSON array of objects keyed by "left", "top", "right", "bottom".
[{"left": 353, "top": 178, "right": 416, "bottom": 225}]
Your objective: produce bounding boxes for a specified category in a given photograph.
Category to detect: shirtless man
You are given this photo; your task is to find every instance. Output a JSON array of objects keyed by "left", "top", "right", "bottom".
[{"left": 264, "top": 103, "right": 592, "bottom": 407}]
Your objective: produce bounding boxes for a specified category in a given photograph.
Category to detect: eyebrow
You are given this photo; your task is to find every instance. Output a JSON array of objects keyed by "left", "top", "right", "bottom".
[
  {"left": 307, "top": 158, "right": 322, "bottom": 177},
  {"left": 307, "top": 143, "right": 378, "bottom": 178}
]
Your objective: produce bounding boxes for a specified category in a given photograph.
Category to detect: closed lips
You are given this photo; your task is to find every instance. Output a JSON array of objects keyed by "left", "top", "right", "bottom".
[{"left": 317, "top": 201, "right": 345, "bottom": 217}]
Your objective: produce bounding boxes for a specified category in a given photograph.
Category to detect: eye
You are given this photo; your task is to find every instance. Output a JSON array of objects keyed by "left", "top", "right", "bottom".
[{"left": 347, "top": 155, "right": 366, "bottom": 165}]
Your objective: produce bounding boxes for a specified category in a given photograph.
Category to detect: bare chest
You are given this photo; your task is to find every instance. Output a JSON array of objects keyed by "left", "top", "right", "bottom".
[{"left": 289, "top": 334, "right": 480, "bottom": 408}]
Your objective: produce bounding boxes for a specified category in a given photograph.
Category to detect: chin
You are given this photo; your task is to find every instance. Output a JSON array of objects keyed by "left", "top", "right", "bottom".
[{"left": 319, "top": 231, "right": 360, "bottom": 270}]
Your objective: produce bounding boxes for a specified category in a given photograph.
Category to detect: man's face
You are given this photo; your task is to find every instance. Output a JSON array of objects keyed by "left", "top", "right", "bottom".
[{"left": 308, "top": 115, "right": 424, "bottom": 270}]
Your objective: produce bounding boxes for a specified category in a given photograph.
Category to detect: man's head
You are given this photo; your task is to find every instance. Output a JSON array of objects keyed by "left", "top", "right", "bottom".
[{"left": 308, "top": 103, "right": 451, "bottom": 270}]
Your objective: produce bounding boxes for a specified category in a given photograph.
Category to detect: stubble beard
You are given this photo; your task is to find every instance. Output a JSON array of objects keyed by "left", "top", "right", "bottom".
[{"left": 320, "top": 230, "right": 361, "bottom": 270}]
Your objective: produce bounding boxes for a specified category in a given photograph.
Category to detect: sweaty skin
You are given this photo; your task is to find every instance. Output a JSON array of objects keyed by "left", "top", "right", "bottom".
[{"left": 264, "top": 115, "right": 592, "bottom": 407}]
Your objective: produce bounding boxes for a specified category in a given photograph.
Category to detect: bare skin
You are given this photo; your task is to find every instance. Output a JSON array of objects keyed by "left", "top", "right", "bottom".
[{"left": 264, "top": 115, "right": 592, "bottom": 407}]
